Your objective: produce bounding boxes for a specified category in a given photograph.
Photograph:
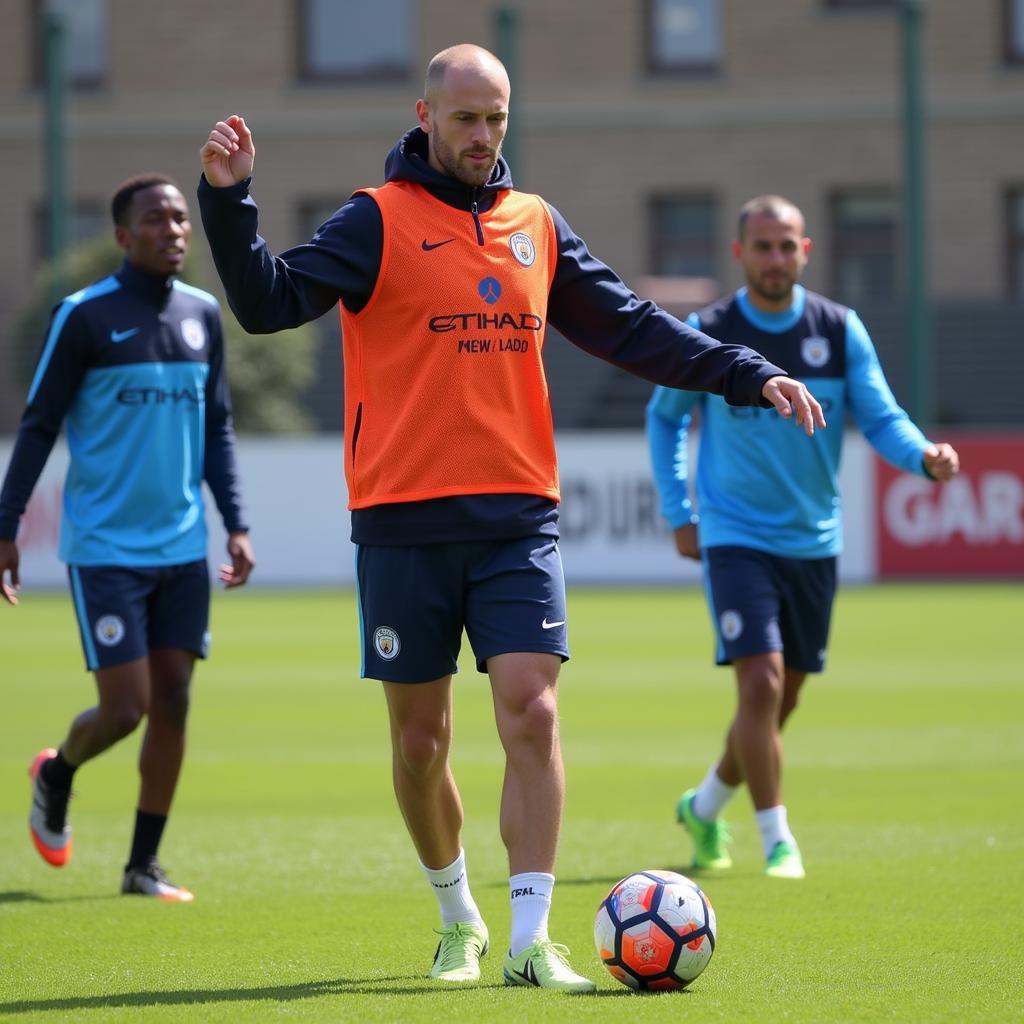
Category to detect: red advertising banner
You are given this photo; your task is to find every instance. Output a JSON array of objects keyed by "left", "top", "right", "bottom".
[{"left": 877, "top": 433, "right": 1024, "bottom": 577}]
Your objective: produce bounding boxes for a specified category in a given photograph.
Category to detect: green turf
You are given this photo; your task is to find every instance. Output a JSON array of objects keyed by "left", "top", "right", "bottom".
[{"left": 1, "top": 583, "right": 1021, "bottom": 1022}]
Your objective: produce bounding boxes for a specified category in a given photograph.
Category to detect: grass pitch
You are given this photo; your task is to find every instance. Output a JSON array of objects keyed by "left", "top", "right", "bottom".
[{"left": 1, "top": 583, "right": 1021, "bottom": 1022}]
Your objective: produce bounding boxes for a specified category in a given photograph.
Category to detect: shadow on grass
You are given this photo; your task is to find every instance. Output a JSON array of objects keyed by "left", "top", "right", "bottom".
[
  {"left": 0, "top": 889, "right": 121, "bottom": 905},
  {"left": 0, "top": 976, "right": 518, "bottom": 1014},
  {"left": 0, "top": 891, "right": 45, "bottom": 904},
  {"left": 567, "top": 866, "right": 762, "bottom": 886}
]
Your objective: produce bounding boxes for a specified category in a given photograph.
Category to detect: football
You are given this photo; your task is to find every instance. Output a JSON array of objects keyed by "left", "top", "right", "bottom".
[{"left": 594, "top": 869, "right": 717, "bottom": 991}]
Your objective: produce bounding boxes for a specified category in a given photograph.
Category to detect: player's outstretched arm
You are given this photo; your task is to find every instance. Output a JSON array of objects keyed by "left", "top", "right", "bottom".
[
  {"left": 0, "top": 540, "right": 21, "bottom": 606},
  {"left": 201, "top": 115, "right": 255, "bottom": 188},
  {"left": 761, "top": 376, "right": 826, "bottom": 437},
  {"left": 923, "top": 442, "right": 959, "bottom": 481}
]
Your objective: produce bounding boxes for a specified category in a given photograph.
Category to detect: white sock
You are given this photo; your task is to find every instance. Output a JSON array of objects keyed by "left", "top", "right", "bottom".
[
  {"left": 509, "top": 871, "right": 554, "bottom": 957},
  {"left": 421, "top": 849, "right": 483, "bottom": 928},
  {"left": 755, "top": 805, "right": 797, "bottom": 859},
  {"left": 692, "top": 764, "right": 738, "bottom": 822}
]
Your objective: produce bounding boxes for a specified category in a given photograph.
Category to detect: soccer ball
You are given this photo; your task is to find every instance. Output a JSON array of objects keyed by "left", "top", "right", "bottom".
[{"left": 594, "top": 869, "right": 717, "bottom": 991}]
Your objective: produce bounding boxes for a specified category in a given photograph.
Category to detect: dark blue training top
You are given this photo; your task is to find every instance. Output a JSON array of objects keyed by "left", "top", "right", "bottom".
[
  {"left": 0, "top": 259, "right": 248, "bottom": 565},
  {"left": 198, "top": 126, "right": 785, "bottom": 545}
]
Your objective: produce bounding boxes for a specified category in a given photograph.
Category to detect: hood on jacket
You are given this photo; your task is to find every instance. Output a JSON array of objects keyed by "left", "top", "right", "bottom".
[{"left": 383, "top": 127, "right": 513, "bottom": 210}]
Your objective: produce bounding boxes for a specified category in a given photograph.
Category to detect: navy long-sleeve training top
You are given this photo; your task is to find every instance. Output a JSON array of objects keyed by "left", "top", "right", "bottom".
[{"left": 199, "top": 127, "right": 785, "bottom": 545}]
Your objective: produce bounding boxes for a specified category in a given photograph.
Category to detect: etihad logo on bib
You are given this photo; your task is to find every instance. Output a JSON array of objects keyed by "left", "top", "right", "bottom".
[{"left": 429, "top": 312, "right": 543, "bottom": 333}]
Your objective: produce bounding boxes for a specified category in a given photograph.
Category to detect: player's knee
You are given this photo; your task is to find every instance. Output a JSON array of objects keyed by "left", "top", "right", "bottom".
[
  {"left": 503, "top": 687, "right": 558, "bottom": 753},
  {"left": 737, "top": 664, "right": 783, "bottom": 714},
  {"left": 104, "top": 702, "right": 146, "bottom": 739},
  {"left": 396, "top": 720, "right": 449, "bottom": 777},
  {"left": 151, "top": 684, "right": 191, "bottom": 730}
]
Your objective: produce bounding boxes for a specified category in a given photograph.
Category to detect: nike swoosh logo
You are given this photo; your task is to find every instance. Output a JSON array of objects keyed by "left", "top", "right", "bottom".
[
  {"left": 110, "top": 328, "right": 139, "bottom": 343},
  {"left": 421, "top": 238, "right": 455, "bottom": 251},
  {"left": 541, "top": 618, "right": 565, "bottom": 630}
]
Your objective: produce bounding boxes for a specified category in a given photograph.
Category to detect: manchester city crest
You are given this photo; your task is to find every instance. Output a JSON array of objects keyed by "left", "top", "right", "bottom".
[
  {"left": 373, "top": 626, "right": 401, "bottom": 661},
  {"left": 181, "top": 317, "right": 207, "bottom": 351},
  {"left": 719, "top": 610, "right": 744, "bottom": 642},
  {"left": 95, "top": 614, "right": 126, "bottom": 647},
  {"left": 801, "top": 335, "right": 830, "bottom": 368},
  {"left": 509, "top": 232, "right": 536, "bottom": 267}
]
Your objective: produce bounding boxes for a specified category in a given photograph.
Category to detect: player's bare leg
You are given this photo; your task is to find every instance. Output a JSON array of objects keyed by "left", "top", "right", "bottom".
[
  {"left": 710, "top": 654, "right": 805, "bottom": 876},
  {"left": 719, "top": 652, "right": 785, "bottom": 808},
  {"left": 716, "top": 663, "right": 807, "bottom": 791},
  {"left": 383, "top": 675, "right": 488, "bottom": 981},
  {"left": 31, "top": 657, "right": 151, "bottom": 865},
  {"left": 138, "top": 648, "right": 195, "bottom": 815},
  {"left": 383, "top": 675, "right": 462, "bottom": 867},
  {"left": 488, "top": 652, "right": 563, "bottom": 875},
  {"left": 489, "top": 652, "right": 594, "bottom": 991},
  {"left": 63, "top": 657, "right": 151, "bottom": 765}
]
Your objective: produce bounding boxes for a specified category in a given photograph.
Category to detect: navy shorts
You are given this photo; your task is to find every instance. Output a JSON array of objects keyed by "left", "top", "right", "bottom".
[
  {"left": 701, "top": 545, "right": 837, "bottom": 673},
  {"left": 68, "top": 560, "right": 211, "bottom": 671},
  {"left": 355, "top": 536, "right": 569, "bottom": 683}
]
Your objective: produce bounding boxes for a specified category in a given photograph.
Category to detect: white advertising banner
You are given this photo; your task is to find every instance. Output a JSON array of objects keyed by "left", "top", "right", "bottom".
[{"left": 1, "top": 430, "right": 874, "bottom": 589}]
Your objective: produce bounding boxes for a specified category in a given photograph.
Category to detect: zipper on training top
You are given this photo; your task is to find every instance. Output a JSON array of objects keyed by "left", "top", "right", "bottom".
[{"left": 471, "top": 188, "right": 484, "bottom": 245}]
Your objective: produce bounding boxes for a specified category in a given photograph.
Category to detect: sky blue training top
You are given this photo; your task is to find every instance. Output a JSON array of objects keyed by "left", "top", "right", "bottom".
[
  {"left": 646, "top": 285, "right": 933, "bottom": 559},
  {"left": 0, "top": 259, "right": 248, "bottom": 565}
]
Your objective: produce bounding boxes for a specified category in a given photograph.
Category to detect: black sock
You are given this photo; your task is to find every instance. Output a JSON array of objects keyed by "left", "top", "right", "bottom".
[
  {"left": 40, "top": 749, "right": 77, "bottom": 790},
  {"left": 127, "top": 810, "right": 168, "bottom": 870}
]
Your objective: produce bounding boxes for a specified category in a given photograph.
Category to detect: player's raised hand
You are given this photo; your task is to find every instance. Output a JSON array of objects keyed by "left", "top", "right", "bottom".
[
  {"left": 923, "top": 442, "right": 959, "bottom": 481},
  {"left": 761, "top": 376, "right": 826, "bottom": 436},
  {"left": 200, "top": 115, "right": 255, "bottom": 188}
]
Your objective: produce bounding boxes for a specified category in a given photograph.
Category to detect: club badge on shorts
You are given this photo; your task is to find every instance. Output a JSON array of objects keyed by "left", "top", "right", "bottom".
[
  {"left": 95, "top": 615, "right": 126, "bottom": 647},
  {"left": 373, "top": 626, "right": 400, "bottom": 661},
  {"left": 719, "top": 610, "right": 743, "bottom": 642}
]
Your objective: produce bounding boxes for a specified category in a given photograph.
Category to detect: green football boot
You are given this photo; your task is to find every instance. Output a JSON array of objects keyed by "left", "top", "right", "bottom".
[
  {"left": 430, "top": 921, "right": 489, "bottom": 982},
  {"left": 503, "top": 940, "right": 597, "bottom": 993},
  {"left": 676, "top": 788, "right": 733, "bottom": 871},
  {"left": 765, "top": 840, "right": 806, "bottom": 879}
]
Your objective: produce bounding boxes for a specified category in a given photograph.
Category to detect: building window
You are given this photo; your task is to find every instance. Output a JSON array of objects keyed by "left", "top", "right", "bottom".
[
  {"left": 1008, "top": 190, "right": 1024, "bottom": 296},
  {"left": 298, "top": 0, "right": 414, "bottom": 82},
  {"left": 34, "top": 201, "right": 106, "bottom": 264},
  {"left": 646, "top": 0, "right": 721, "bottom": 74},
  {"left": 830, "top": 191, "right": 898, "bottom": 305},
  {"left": 32, "top": 0, "right": 107, "bottom": 89},
  {"left": 649, "top": 196, "right": 716, "bottom": 277},
  {"left": 1007, "top": 0, "right": 1024, "bottom": 63}
]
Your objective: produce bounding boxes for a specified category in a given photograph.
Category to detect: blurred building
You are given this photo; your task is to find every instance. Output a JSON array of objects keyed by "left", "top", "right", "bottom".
[{"left": 1, "top": 0, "right": 1022, "bottom": 432}]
